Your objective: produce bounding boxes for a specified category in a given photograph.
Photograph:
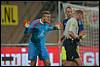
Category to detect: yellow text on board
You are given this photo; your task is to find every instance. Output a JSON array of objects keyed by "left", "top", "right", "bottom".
[{"left": 1, "top": 5, "right": 18, "bottom": 26}]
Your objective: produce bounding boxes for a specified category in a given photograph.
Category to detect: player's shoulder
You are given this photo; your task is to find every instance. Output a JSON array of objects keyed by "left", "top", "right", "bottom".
[
  {"left": 63, "top": 19, "right": 67, "bottom": 21},
  {"left": 33, "top": 19, "right": 40, "bottom": 23},
  {"left": 63, "top": 17, "right": 71, "bottom": 24},
  {"left": 31, "top": 19, "right": 40, "bottom": 24}
]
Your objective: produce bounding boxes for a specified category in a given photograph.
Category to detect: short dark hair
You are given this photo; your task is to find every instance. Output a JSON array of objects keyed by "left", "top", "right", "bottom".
[
  {"left": 41, "top": 11, "right": 51, "bottom": 17},
  {"left": 65, "top": 6, "right": 72, "bottom": 10}
]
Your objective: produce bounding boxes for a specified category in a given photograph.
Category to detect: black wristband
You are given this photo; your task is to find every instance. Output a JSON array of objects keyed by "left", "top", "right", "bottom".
[{"left": 53, "top": 26, "right": 59, "bottom": 30}]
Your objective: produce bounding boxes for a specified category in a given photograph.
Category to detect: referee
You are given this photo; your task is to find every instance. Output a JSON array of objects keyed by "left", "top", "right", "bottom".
[{"left": 63, "top": 10, "right": 84, "bottom": 66}]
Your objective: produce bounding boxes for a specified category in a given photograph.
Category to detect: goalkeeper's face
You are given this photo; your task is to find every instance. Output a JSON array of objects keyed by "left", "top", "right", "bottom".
[{"left": 43, "top": 14, "right": 51, "bottom": 24}]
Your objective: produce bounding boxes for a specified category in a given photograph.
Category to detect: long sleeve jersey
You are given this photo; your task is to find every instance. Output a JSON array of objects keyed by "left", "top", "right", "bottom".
[{"left": 24, "top": 19, "right": 54, "bottom": 43}]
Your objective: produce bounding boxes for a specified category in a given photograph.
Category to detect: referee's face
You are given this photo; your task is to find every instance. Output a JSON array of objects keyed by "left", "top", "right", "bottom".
[
  {"left": 77, "top": 13, "right": 83, "bottom": 20},
  {"left": 79, "top": 13, "right": 83, "bottom": 20},
  {"left": 44, "top": 14, "right": 51, "bottom": 24}
]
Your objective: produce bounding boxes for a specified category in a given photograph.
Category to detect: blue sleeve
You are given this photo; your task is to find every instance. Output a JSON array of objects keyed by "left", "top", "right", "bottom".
[
  {"left": 24, "top": 21, "right": 36, "bottom": 34},
  {"left": 46, "top": 24, "right": 54, "bottom": 32}
]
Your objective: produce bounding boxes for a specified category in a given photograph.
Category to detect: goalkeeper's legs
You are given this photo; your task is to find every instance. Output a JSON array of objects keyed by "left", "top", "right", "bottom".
[
  {"left": 43, "top": 59, "right": 51, "bottom": 66},
  {"left": 28, "top": 40, "right": 38, "bottom": 66},
  {"left": 29, "top": 60, "right": 37, "bottom": 66}
]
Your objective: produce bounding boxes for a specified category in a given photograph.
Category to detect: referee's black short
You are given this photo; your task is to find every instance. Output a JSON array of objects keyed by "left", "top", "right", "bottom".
[{"left": 63, "top": 38, "right": 79, "bottom": 61}]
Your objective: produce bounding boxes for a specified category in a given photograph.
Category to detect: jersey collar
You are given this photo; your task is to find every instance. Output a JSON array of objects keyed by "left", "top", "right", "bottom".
[{"left": 40, "top": 19, "right": 44, "bottom": 24}]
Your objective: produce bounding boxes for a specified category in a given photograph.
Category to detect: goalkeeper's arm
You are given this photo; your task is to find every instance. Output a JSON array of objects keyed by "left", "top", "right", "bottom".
[
  {"left": 53, "top": 23, "right": 62, "bottom": 30},
  {"left": 53, "top": 26, "right": 60, "bottom": 30},
  {"left": 24, "top": 21, "right": 33, "bottom": 35}
]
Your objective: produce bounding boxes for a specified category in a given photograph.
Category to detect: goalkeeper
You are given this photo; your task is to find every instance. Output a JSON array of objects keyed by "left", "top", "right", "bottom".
[{"left": 24, "top": 11, "right": 60, "bottom": 66}]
